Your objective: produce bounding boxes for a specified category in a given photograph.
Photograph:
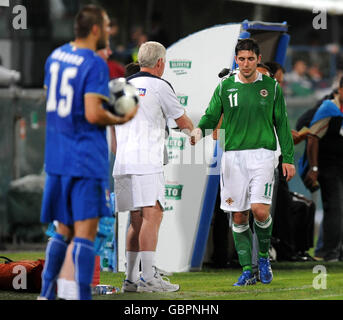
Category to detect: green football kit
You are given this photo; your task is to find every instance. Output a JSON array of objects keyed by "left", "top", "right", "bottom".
[
  {"left": 197, "top": 72, "right": 295, "bottom": 276},
  {"left": 198, "top": 72, "right": 294, "bottom": 164}
]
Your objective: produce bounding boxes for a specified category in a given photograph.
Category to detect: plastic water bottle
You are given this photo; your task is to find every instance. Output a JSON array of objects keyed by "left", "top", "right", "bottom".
[
  {"left": 92, "top": 285, "right": 120, "bottom": 295},
  {"left": 94, "top": 231, "right": 107, "bottom": 256},
  {"left": 101, "top": 249, "right": 110, "bottom": 271},
  {"left": 98, "top": 216, "right": 115, "bottom": 271}
]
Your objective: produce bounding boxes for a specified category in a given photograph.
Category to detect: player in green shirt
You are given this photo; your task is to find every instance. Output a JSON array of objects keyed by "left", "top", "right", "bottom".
[{"left": 191, "top": 38, "right": 295, "bottom": 286}]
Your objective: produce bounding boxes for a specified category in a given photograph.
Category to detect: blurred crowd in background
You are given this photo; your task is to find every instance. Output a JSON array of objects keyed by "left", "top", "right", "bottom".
[
  {"left": 102, "top": 15, "right": 171, "bottom": 80},
  {"left": 283, "top": 43, "right": 343, "bottom": 100},
  {"left": 1, "top": 0, "right": 343, "bottom": 100},
  {"left": 51, "top": 15, "right": 343, "bottom": 102}
]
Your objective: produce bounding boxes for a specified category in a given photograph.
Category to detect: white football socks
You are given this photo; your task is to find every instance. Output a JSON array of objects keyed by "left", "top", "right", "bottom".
[
  {"left": 140, "top": 251, "right": 155, "bottom": 282},
  {"left": 126, "top": 251, "right": 141, "bottom": 282}
]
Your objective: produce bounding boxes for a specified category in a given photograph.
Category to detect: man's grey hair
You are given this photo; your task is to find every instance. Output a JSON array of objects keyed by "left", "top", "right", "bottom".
[{"left": 138, "top": 41, "right": 166, "bottom": 68}]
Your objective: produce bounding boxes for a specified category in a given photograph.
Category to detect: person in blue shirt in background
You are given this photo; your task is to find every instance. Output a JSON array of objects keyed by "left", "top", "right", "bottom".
[
  {"left": 38, "top": 4, "right": 137, "bottom": 300},
  {"left": 302, "top": 76, "right": 343, "bottom": 262}
]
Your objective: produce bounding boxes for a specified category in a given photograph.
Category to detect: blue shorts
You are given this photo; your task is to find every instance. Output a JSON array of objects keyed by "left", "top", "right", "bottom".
[{"left": 40, "top": 174, "right": 111, "bottom": 226}]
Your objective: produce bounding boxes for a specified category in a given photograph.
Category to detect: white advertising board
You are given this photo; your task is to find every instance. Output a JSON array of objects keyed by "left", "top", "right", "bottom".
[{"left": 117, "top": 23, "right": 242, "bottom": 272}]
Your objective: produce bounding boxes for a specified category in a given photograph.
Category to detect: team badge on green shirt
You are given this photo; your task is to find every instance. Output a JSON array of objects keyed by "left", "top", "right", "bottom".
[{"left": 260, "top": 89, "right": 268, "bottom": 97}]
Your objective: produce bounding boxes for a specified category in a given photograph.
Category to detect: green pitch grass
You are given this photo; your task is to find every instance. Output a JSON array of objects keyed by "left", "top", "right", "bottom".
[{"left": 1, "top": 251, "right": 343, "bottom": 300}]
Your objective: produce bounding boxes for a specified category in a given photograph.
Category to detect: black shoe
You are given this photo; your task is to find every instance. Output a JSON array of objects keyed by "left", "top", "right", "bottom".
[
  {"left": 253, "top": 271, "right": 260, "bottom": 282},
  {"left": 296, "top": 251, "right": 315, "bottom": 262}
]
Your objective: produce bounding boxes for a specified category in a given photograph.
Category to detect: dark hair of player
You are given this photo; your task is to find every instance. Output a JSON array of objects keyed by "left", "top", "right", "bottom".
[
  {"left": 339, "top": 75, "right": 343, "bottom": 89},
  {"left": 235, "top": 38, "right": 260, "bottom": 57},
  {"left": 74, "top": 5, "right": 105, "bottom": 39},
  {"left": 264, "top": 61, "right": 285, "bottom": 78},
  {"left": 125, "top": 63, "right": 141, "bottom": 78},
  {"left": 257, "top": 63, "right": 272, "bottom": 75}
]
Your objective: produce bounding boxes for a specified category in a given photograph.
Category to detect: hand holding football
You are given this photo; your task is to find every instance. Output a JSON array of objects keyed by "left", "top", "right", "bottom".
[{"left": 108, "top": 78, "right": 139, "bottom": 117}]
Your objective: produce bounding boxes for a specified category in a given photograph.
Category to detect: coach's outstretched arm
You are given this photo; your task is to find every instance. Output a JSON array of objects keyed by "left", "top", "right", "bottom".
[
  {"left": 174, "top": 112, "right": 194, "bottom": 136},
  {"left": 190, "top": 84, "right": 223, "bottom": 145}
]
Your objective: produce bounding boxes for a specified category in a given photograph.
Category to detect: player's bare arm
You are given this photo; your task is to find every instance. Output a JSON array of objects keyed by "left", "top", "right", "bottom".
[
  {"left": 282, "top": 163, "right": 296, "bottom": 182},
  {"left": 304, "top": 134, "right": 319, "bottom": 188},
  {"left": 110, "top": 125, "right": 117, "bottom": 155},
  {"left": 85, "top": 95, "right": 137, "bottom": 126},
  {"left": 213, "top": 114, "right": 224, "bottom": 140},
  {"left": 174, "top": 113, "right": 194, "bottom": 136}
]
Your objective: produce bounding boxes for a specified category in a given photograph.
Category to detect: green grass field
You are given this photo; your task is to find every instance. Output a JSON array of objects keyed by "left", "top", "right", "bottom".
[{"left": 1, "top": 251, "right": 343, "bottom": 300}]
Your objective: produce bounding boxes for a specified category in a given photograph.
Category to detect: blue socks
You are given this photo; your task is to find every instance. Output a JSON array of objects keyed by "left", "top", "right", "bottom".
[
  {"left": 40, "top": 233, "right": 69, "bottom": 299},
  {"left": 40, "top": 235, "right": 96, "bottom": 300},
  {"left": 73, "top": 237, "right": 95, "bottom": 300}
]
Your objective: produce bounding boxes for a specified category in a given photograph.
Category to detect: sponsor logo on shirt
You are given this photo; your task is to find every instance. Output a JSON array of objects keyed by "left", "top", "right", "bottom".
[
  {"left": 138, "top": 88, "right": 146, "bottom": 96},
  {"left": 227, "top": 88, "right": 238, "bottom": 92},
  {"left": 169, "top": 60, "right": 192, "bottom": 75}
]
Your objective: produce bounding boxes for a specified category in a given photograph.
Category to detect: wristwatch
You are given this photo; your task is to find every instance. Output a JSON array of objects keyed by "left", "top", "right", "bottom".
[{"left": 311, "top": 166, "right": 319, "bottom": 172}]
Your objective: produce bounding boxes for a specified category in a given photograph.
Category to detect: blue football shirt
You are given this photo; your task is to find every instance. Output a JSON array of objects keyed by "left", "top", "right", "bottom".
[{"left": 43, "top": 43, "right": 110, "bottom": 179}]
